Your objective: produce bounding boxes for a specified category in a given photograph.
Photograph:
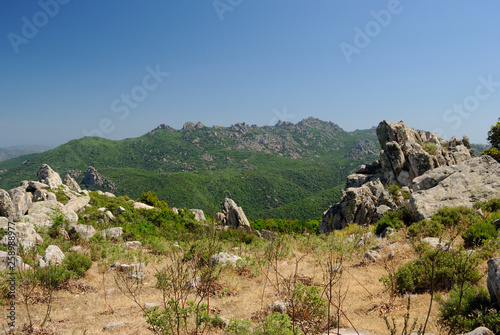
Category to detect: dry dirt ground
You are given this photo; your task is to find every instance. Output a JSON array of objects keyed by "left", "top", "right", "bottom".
[{"left": 0, "top": 235, "right": 495, "bottom": 335}]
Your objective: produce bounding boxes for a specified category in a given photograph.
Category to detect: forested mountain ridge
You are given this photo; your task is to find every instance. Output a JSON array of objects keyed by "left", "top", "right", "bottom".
[{"left": 0, "top": 118, "right": 381, "bottom": 220}]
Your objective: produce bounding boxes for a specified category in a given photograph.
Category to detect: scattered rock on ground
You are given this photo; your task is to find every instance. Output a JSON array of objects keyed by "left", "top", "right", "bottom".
[
  {"left": 380, "top": 227, "right": 394, "bottom": 238},
  {"left": 102, "top": 227, "right": 123, "bottom": 240},
  {"left": 0, "top": 222, "right": 43, "bottom": 249},
  {"left": 211, "top": 252, "right": 242, "bottom": 266},
  {"left": 114, "top": 206, "right": 126, "bottom": 215},
  {"left": 64, "top": 196, "right": 90, "bottom": 213},
  {"left": 261, "top": 229, "right": 278, "bottom": 241},
  {"left": 321, "top": 328, "right": 370, "bottom": 335},
  {"left": 105, "top": 210, "right": 116, "bottom": 221},
  {"left": 273, "top": 301, "right": 288, "bottom": 314},
  {"left": 458, "top": 327, "right": 494, "bottom": 335},
  {"left": 103, "top": 322, "right": 128, "bottom": 331},
  {"left": 363, "top": 250, "right": 380, "bottom": 262},
  {"left": 134, "top": 202, "right": 154, "bottom": 210},
  {"left": 69, "top": 246, "right": 83, "bottom": 252},
  {"left": 0, "top": 251, "right": 30, "bottom": 271},
  {"left": 70, "top": 224, "right": 96, "bottom": 241},
  {"left": 186, "top": 277, "right": 201, "bottom": 289},
  {"left": 189, "top": 209, "right": 206, "bottom": 222},
  {"left": 124, "top": 241, "right": 142, "bottom": 249},
  {"left": 39, "top": 245, "right": 65, "bottom": 267},
  {"left": 144, "top": 302, "right": 162, "bottom": 310}
]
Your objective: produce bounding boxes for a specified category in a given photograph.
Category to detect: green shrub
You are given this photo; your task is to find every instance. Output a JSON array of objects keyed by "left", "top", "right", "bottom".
[
  {"left": 375, "top": 211, "right": 405, "bottom": 235},
  {"left": 422, "top": 142, "right": 438, "bottom": 155},
  {"left": 34, "top": 265, "right": 71, "bottom": 289},
  {"left": 255, "top": 313, "right": 294, "bottom": 335},
  {"left": 440, "top": 285, "right": 500, "bottom": 334},
  {"left": 226, "top": 318, "right": 253, "bottom": 335},
  {"left": 394, "top": 247, "right": 481, "bottom": 294},
  {"left": 386, "top": 184, "right": 402, "bottom": 197},
  {"left": 401, "top": 191, "right": 411, "bottom": 200},
  {"left": 0, "top": 228, "right": 7, "bottom": 241},
  {"left": 48, "top": 212, "right": 70, "bottom": 239},
  {"left": 252, "top": 218, "right": 320, "bottom": 234},
  {"left": 462, "top": 220, "right": 497, "bottom": 248},
  {"left": 52, "top": 187, "right": 70, "bottom": 205},
  {"left": 473, "top": 198, "right": 500, "bottom": 213},
  {"left": 210, "top": 315, "right": 226, "bottom": 329},
  {"left": 430, "top": 206, "right": 477, "bottom": 227},
  {"left": 0, "top": 274, "right": 12, "bottom": 305},
  {"left": 481, "top": 147, "right": 500, "bottom": 163},
  {"left": 144, "top": 301, "right": 210, "bottom": 335},
  {"left": 63, "top": 252, "right": 93, "bottom": 279},
  {"left": 408, "top": 220, "right": 444, "bottom": 238},
  {"left": 218, "top": 227, "right": 256, "bottom": 245},
  {"left": 289, "top": 282, "right": 327, "bottom": 322},
  {"left": 137, "top": 191, "right": 169, "bottom": 209}
]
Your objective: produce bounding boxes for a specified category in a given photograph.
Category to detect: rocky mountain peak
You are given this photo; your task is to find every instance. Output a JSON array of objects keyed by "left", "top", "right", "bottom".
[
  {"left": 319, "top": 120, "right": 498, "bottom": 233},
  {"left": 182, "top": 122, "right": 196, "bottom": 130},
  {"left": 153, "top": 124, "right": 176, "bottom": 132},
  {"left": 295, "top": 117, "right": 342, "bottom": 131}
]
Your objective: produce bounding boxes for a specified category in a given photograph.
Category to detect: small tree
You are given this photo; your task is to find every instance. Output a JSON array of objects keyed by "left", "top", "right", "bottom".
[{"left": 481, "top": 118, "right": 500, "bottom": 162}]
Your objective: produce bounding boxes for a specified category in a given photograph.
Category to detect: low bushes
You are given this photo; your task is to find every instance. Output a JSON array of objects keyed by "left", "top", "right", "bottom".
[
  {"left": 375, "top": 211, "right": 405, "bottom": 235},
  {"left": 440, "top": 285, "right": 500, "bottom": 334},
  {"left": 462, "top": 220, "right": 497, "bottom": 248},
  {"left": 429, "top": 206, "right": 477, "bottom": 227},
  {"left": 408, "top": 219, "right": 443, "bottom": 238},
  {"left": 393, "top": 246, "right": 481, "bottom": 294},
  {"left": 63, "top": 252, "right": 93, "bottom": 279}
]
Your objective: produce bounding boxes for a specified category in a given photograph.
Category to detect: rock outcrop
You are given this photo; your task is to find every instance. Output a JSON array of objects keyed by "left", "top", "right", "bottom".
[
  {"left": 320, "top": 120, "right": 476, "bottom": 233},
  {"left": 0, "top": 189, "right": 16, "bottom": 221},
  {"left": 64, "top": 174, "right": 82, "bottom": 193},
  {"left": 81, "top": 166, "right": 117, "bottom": 190},
  {"left": 487, "top": 257, "right": 500, "bottom": 307},
  {"left": 409, "top": 156, "right": 500, "bottom": 220},
  {"left": 82, "top": 166, "right": 105, "bottom": 186},
  {"left": 220, "top": 198, "right": 250, "bottom": 228},
  {"left": 0, "top": 221, "right": 43, "bottom": 249},
  {"left": 8, "top": 186, "right": 31, "bottom": 218},
  {"left": 37, "top": 164, "right": 63, "bottom": 189}
]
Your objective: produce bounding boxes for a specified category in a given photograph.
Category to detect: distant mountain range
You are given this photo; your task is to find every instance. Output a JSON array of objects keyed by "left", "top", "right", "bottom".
[
  {"left": 0, "top": 118, "right": 490, "bottom": 220},
  {"left": 0, "top": 145, "right": 52, "bottom": 162},
  {"left": 0, "top": 118, "right": 381, "bottom": 220}
]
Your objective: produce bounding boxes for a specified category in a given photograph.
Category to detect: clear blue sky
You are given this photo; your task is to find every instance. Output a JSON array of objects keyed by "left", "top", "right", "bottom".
[{"left": 1, "top": 0, "right": 499, "bottom": 147}]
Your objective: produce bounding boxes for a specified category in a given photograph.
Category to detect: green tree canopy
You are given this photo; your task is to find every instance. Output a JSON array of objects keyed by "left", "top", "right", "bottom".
[
  {"left": 482, "top": 118, "right": 500, "bottom": 162},
  {"left": 487, "top": 118, "right": 500, "bottom": 149}
]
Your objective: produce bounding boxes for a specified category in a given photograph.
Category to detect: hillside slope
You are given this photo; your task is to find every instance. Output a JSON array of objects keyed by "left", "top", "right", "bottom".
[
  {"left": 0, "top": 145, "right": 50, "bottom": 162},
  {"left": 0, "top": 118, "right": 379, "bottom": 220}
]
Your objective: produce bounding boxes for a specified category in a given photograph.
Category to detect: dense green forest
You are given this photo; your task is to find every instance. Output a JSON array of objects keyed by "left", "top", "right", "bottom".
[{"left": 0, "top": 118, "right": 379, "bottom": 220}]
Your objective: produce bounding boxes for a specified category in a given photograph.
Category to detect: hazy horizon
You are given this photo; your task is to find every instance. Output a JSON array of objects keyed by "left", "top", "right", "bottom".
[{"left": 1, "top": 1, "right": 499, "bottom": 147}]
